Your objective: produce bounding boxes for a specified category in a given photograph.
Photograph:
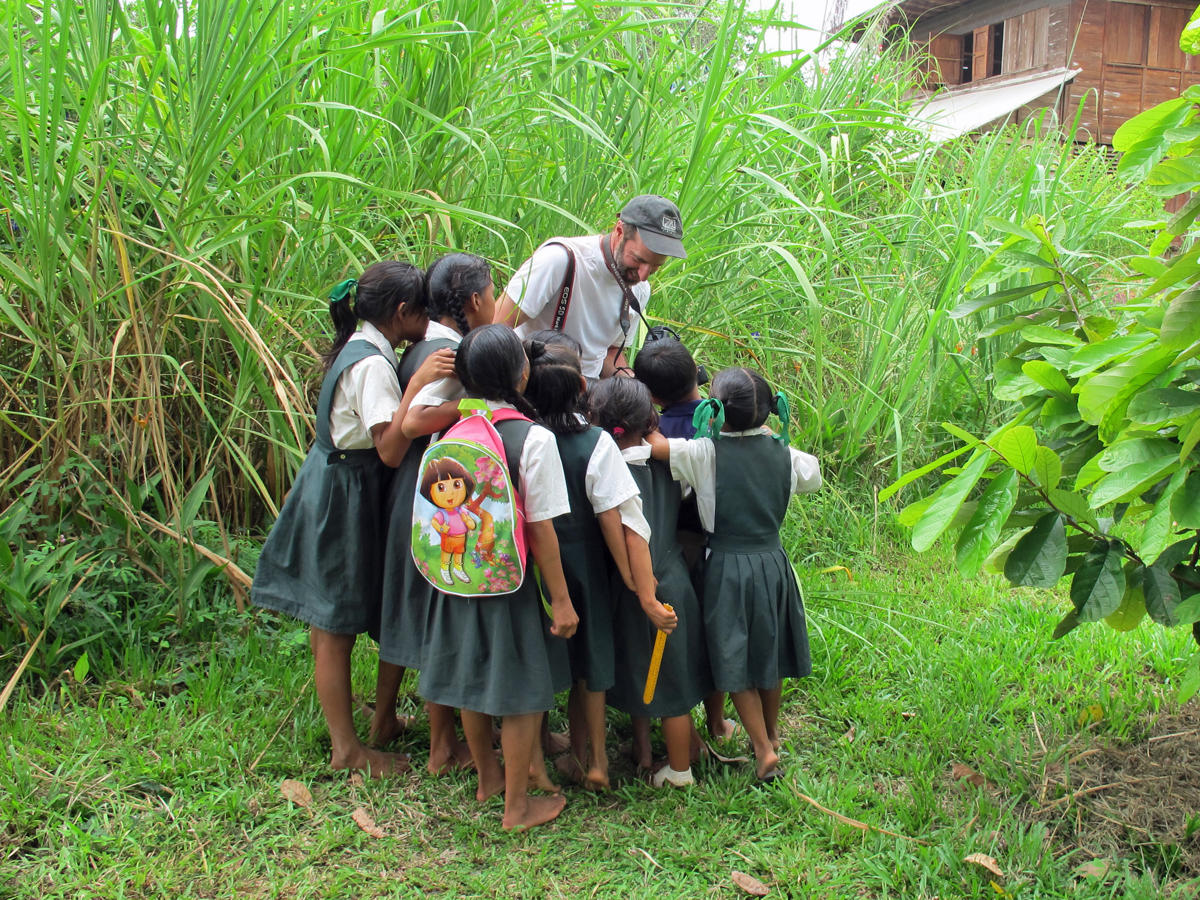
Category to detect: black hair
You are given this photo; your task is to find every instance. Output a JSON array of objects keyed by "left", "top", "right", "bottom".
[
  {"left": 633, "top": 339, "right": 698, "bottom": 405},
  {"left": 324, "top": 260, "right": 427, "bottom": 369},
  {"left": 526, "top": 328, "right": 583, "bottom": 357},
  {"left": 454, "top": 324, "right": 538, "bottom": 419},
  {"left": 710, "top": 367, "right": 774, "bottom": 431},
  {"left": 588, "top": 377, "right": 659, "bottom": 439},
  {"left": 524, "top": 341, "right": 587, "bottom": 435},
  {"left": 427, "top": 252, "right": 492, "bottom": 337}
]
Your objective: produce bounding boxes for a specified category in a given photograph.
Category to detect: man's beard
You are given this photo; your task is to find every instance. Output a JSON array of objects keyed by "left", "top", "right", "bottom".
[{"left": 613, "top": 235, "right": 641, "bottom": 284}]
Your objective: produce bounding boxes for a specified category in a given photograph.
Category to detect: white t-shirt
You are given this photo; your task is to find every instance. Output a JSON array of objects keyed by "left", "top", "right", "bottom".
[
  {"left": 504, "top": 234, "right": 651, "bottom": 379},
  {"left": 666, "top": 429, "right": 822, "bottom": 532},
  {"left": 410, "top": 320, "right": 465, "bottom": 409},
  {"left": 484, "top": 401, "right": 570, "bottom": 523},
  {"left": 329, "top": 323, "right": 403, "bottom": 450},
  {"left": 584, "top": 429, "right": 649, "bottom": 542}
]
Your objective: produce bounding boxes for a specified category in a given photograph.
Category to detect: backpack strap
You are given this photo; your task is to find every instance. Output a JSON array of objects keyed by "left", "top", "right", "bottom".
[
  {"left": 542, "top": 241, "right": 576, "bottom": 332},
  {"left": 314, "top": 340, "right": 386, "bottom": 452},
  {"left": 493, "top": 414, "right": 534, "bottom": 488}
]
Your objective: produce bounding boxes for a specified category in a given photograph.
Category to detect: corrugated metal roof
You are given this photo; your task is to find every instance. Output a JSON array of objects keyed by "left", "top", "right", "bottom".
[
  {"left": 891, "top": 1, "right": 974, "bottom": 23},
  {"left": 908, "top": 66, "right": 1079, "bottom": 142}
]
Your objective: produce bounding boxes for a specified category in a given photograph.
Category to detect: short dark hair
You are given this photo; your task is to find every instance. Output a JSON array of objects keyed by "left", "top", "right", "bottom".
[
  {"left": 524, "top": 341, "right": 587, "bottom": 435},
  {"left": 633, "top": 339, "right": 697, "bottom": 406},
  {"left": 324, "top": 260, "right": 427, "bottom": 369},
  {"left": 710, "top": 367, "right": 773, "bottom": 431},
  {"left": 526, "top": 329, "right": 583, "bottom": 357},
  {"left": 419, "top": 457, "right": 474, "bottom": 503},
  {"left": 455, "top": 324, "right": 539, "bottom": 420},
  {"left": 427, "top": 253, "right": 492, "bottom": 336},
  {"left": 588, "top": 376, "right": 659, "bottom": 439}
]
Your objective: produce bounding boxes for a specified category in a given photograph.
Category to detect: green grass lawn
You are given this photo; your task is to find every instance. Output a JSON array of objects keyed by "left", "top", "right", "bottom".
[{"left": 3, "top": 549, "right": 1197, "bottom": 899}]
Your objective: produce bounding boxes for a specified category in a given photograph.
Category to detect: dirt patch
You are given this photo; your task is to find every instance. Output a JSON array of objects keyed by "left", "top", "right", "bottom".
[{"left": 1030, "top": 703, "right": 1200, "bottom": 879}]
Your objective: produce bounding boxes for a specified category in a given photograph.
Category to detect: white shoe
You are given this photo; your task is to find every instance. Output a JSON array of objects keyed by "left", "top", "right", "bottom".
[
  {"left": 651, "top": 765, "right": 694, "bottom": 788},
  {"left": 440, "top": 567, "right": 452, "bottom": 585},
  {"left": 453, "top": 566, "right": 471, "bottom": 583}
]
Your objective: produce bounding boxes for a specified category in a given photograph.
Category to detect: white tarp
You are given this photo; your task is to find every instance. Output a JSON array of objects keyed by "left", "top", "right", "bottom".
[{"left": 908, "top": 67, "right": 1081, "bottom": 144}]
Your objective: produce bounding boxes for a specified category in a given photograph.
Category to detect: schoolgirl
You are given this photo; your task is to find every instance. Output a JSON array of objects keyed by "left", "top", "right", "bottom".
[
  {"left": 590, "top": 377, "right": 709, "bottom": 787},
  {"left": 418, "top": 324, "right": 579, "bottom": 830},
  {"left": 375, "top": 252, "right": 496, "bottom": 774},
  {"left": 648, "top": 367, "right": 821, "bottom": 781},
  {"left": 251, "top": 261, "right": 452, "bottom": 777},
  {"left": 522, "top": 341, "right": 647, "bottom": 790}
]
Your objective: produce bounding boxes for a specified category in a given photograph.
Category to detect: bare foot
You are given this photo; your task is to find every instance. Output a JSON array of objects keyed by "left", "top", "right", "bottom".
[
  {"left": 754, "top": 749, "right": 781, "bottom": 781},
  {"left": 543, "top": 730, "right": 571, "bottom": 755},
  {"left": 502, "top": 793, "right": 567, "bottom": 831},
  {"left": 583, "top": 766, "right": 610, "bottom": 791},
  {"left": 331, "top": 745, "right": 410, "bottom": 778},
  {"left": 708, "top": 717, "right": 740, "bottom": 741},
  {"left": 367, "top": 713, "right": 415, "bottom": 749},
  {"left": 427, "top": 738, "right": 475, "bottom": 776},
  {"left": 529, "top": 763, "right": 561, "bottom": 794},
  {"left": 553, "top": 754, "right": 585, "bottom": 784},
  {"left": 631, "top": 741, "right": 652, "bottom": 772},
  {"left": 476, "top": 759, "right": 506, "bottom": 802}
]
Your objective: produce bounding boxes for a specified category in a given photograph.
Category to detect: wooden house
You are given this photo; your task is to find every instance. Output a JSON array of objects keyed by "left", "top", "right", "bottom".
[{"left": 888, "top": 0, "right": 1200, "bottom": 144}]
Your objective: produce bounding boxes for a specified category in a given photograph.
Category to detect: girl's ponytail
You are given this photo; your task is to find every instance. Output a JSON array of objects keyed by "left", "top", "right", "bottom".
[{"left": 323, "top": 277, "right": 360, "bottom": 369}]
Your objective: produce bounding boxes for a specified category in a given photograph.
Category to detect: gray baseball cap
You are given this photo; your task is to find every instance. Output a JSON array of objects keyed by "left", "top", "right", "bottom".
[{"left": 619, "top": 194, "right": 686, "bottom": 259}]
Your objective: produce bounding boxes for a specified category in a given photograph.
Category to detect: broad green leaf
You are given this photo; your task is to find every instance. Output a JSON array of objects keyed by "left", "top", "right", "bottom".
[
  {"left": 1144, "top": 562, "right": 1183, "bottom": 626},
  {"left": 1141, "top": 469, "right": 1188, "bottom": 563},
  {"left": 1146, "top": 156, "right": 1200, "bottom": 193},
  {"left": 1067, "top": 334, "right": 1155, "bottom": 378},
  {"left": 1023, "top": 360, "right": 1072, "bottom": 395},
  {"left": 898, "top": 494, "right": 934, "bottom": 529},
  {"left": 912, "top": 451, "right": 994, "bottom": 552},
  {"left": 978, "top": 307, "right": 1056, "bottom": 339},
  {"left": 994, "top": 358, "right": 1043, "bottom": 401},
  {"left": 1168, "top": 193, "right": 1200, "bottom": 236},
  {"left": 1020, "top": 325, "right": 1081, "bottom": 348},
  {"left": 1004, "top": 512, "right": 1067, "bottom": 587},
  {"left": 1070, "top": 540, "right": 1127, "bottom": 622},
  {"left": 1137, "top": 243, "right": 1200, "bottom": 298},
  {"left": 1114, "top": 98, "right": 1193, "bottom": 180},
  {"left": 1180, "top": 653, "right": 1200, "bottom": 704},
  {"left": 73, "top": 651, "right": 90, "bottom": 683},
  {"left": 1128, "top": 387, "right": 1200, "bottom": 425},
  {"left": 1052, "top": 607, "right": 1081, "bottom": 640},
  {"left": 1099, "top": 437, "right": 1179, "bottom": 471},
  {"left": 1181, "top": 415, "right": 1200, "bottom": 461},
  {"left": 1175, "top": 594, "right": 1200, "bottom": 625},
  {"left": 1182, "top": 4, "right": 1200, "bottom": 55},
  {"left": 1172, "top": 471, "right": 1200, "bottom": 529},
  {"left": 950, "top": 281, "right": 1059, "bottom": 319},
  {"left": 993, "top": 426, "right": 1038, "bottom": 475},
  {"left": 1048, "top": 487, "right": 1098, "bottom": 528},
  {"left": 1032, "top": 446, "right": 1062, "bottom": 490},
  {"left": 1161, "top": 286, "right": 1200, "bottom": 352},
  {"left": 1076, "top": 347, "right": 1175, "bottom": 426},
  {"left": 955, "top": 469, "right": 1019, "bottom": 577},
  {"left": 1041, "top": 396, "right": 1080, "bottom": 430},
  {"left": 1074, "top": 452, "right": 1107, "bottom": 491},
  {"left": 983, "top": 526, "right": 1031, "bottom": 575},
  {"left": 1089, "top": 454, "right": 1179, "bottom": 507}
]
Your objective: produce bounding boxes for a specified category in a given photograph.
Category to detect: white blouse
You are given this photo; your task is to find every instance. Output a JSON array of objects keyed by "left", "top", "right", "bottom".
[{"left": 329, "top": 322, "right": 403, "bottom": 450}]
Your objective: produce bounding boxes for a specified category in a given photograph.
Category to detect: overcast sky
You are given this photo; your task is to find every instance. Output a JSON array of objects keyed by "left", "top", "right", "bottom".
[{"left": 744, "top": 0, "right": 888, "bottom": 54}]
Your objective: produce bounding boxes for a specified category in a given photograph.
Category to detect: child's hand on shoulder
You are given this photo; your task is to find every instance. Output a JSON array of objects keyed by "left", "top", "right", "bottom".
[
  {"left": 411, "top": 348, "right": 456, "bottom": 389},
  {"left": 645, "top": 429, "right": 669, "bottom": 460}
]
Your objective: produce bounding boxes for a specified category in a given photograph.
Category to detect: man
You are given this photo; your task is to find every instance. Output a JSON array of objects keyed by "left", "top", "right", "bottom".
[{"left": 493, "top": 194, "right": 686, "bottom": 379}]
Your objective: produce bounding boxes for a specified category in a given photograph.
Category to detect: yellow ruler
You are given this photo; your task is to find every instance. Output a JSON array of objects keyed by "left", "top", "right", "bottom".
[{"left": 642, "top": 604, "right": 674, "bottom": 705}]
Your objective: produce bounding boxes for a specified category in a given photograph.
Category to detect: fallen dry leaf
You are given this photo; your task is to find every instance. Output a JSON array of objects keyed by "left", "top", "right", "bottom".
[
  {"left": 964, "top": 852, "right": 1003, "bottom": 879},
  {"left": 280, "top": 779, "right": 312, "bottom": 808},
  {"left": 352, "top": 807, "right": 385, "bottom": 838},
  {"left": 1074, "top": 859, "right": 1113, "bottom": 879},
  {"left": 348, "top": 772, "right": 364, "bottom": 787},
  {"left": 843, "top": 725, "right": 856, "bottom": 743},
  {"left": 732, "top": 870, "right": 769, "bottom": 896},
  {"left": 950, "top": 762, "right": 989, "bottom": 789},
  {"left": 901, "top": 711, "right": 916, "bottom": 719}
]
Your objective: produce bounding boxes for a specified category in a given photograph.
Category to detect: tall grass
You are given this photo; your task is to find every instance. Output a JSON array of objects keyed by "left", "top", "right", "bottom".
[{"left": 0, "top": 0, "right": 1146, "bottom": 676}]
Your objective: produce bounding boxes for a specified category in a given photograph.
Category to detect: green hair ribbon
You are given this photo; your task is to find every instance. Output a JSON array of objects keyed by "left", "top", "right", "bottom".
[
  {"left": 692, "top": 398, "right": 725, "bottom": 440},
  {"left": 773, "top": 391, "right": 791, "bottom": 443},
  {"left": 329, "top": 277, "right": 357, "bottom": 303}
]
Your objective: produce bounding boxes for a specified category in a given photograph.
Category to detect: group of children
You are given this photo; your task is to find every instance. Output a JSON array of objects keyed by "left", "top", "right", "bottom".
[{"left": 251, "top": 255, "right": 822, "bottom": 831}]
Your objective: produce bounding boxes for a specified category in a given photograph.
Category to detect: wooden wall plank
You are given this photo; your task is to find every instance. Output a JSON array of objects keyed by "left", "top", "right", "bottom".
[
  {"left": 1149, "top": 6, "right": 1190, "bottom": 70},
  {"left": 1104, "top": 3, "right": 1149, "bottom": 65}
]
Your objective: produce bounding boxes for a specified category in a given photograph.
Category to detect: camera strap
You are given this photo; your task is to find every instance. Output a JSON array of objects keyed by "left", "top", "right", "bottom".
[{"left": 545, "top": 241, "right": 576, "bottom": 332}]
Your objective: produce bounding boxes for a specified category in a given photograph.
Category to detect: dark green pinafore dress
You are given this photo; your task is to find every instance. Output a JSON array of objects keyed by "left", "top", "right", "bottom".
[
  {"left": 251, "top": 340, "right": 395, "bottom": 635},
  {"left": 553, "top": 427, "right": 617, "bottom": 693},
  {"left": 701, "top": 434, "right": 811, "bottom": 692},
  {"left": 377, "top": 337, "right": 457, "bottom": 670},
  {"left": 418, "top": 418, "right": 563, "bottom": 717},
  {"left": 608, "top": 459, "right": 711, "bottom": 718}
]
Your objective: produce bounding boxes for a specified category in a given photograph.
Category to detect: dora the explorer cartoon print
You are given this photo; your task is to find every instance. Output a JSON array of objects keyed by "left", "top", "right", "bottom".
[{"left": 419, "top": 458, "right": 477, "bottom": 585}]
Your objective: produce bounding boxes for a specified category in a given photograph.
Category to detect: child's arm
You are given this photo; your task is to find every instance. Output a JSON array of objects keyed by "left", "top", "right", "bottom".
[
  {"left": 371, "top": 348, "right": 456, "bottom": 467},
  {"left": 645, "top": 429, "right": 670, "bottom": 461},
  {"left": 401, "top": 398, "right": 460, "bottom": 439},
  {"left": 624, "top": 526, "right": 676, "bottom": 633},
  {"left": 526, "top": 519, "right": 578, "bottom": 639},
  {"left": 597, "top": 508, "right": 634, "bottom": 590}
]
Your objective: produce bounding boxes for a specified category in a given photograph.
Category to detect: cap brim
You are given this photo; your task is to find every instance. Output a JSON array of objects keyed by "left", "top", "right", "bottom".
[{"left": 639, "top": 230, "right": 687, "bottom": 259}]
